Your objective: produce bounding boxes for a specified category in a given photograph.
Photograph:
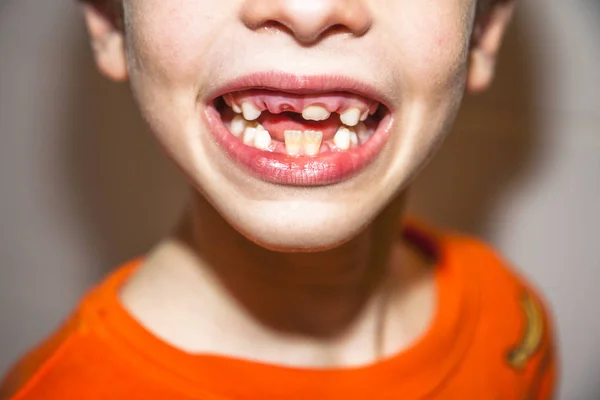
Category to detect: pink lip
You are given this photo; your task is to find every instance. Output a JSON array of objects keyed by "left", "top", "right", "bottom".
[{"left": 203, "top": 72, "right": 394, "bottom": 186}]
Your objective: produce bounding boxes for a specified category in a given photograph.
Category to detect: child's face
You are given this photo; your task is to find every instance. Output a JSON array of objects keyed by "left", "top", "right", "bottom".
[{"left": 88, "top": 0, "right": 509, "bottom": 250}]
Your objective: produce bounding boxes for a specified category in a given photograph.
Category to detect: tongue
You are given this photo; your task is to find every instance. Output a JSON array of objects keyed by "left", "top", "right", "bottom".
[{"left": 259, "top": 112, "right": 340, "bottom": 142}]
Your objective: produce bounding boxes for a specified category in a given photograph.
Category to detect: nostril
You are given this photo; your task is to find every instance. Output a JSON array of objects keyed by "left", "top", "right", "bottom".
[
  {"left": 319, "top": 24, "right": 355, "bottom": 40},
  {"left": 240, "top": 0, "right": 372, "bottom": 45},
  {"left": 256, "top": 20, "right": 335, "bottom": 45},
  {"left": 251, "top": 20, "right": 291, "bottom": 34},
  {"left": 258, "top": 20, "right": 293, "bottom": 35}
]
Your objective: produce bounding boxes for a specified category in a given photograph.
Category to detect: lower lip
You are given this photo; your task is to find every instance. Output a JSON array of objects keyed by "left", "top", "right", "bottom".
[{"left": 204, "top": 106, "right": 392, "bottom": 186}]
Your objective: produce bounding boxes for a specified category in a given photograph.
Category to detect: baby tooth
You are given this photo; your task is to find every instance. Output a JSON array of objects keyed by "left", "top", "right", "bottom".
[
  {"left": 334, "top": 127, "right": 351, "bottom": 150},
  {"left": 253, "top": 126, "right": 272, "bottom": 150},
  {"left": 242, "top": 126, "right": 258, "bottom": 146},
  {"left": 340, "top": 108, "right": 361, "bottom": 127},
  {"left": 284, "top": 130, "right": 303, "bottom": 156},
  {"left": 356, "top": 122, "right": 370, "bottom": 144},
  {"left": 229, "top": 115, "right": 246, "bottom": 137},
  {"left": 302, "top": 130, "right": 323, "bottom": 156},
  {"left": 302, "top": 105, "right": 331, "bottom": 121},
  {"left": 350, "top": 131, "right": 358, "bottom": 146},
  {"left": 369, "top": 103, "right": 379, "bottom": 115},
  {"left": 224, "top": 94, "right": 242, "bottom": 114},
  {"left": 242, "top": 102, "right": 261, "bottom": 121},
  {"left": 360, "top": 110, "right": 369, "bottom": 122}
]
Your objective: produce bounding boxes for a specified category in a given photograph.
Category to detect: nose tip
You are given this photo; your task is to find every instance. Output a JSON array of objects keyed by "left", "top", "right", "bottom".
[{"left": 241, "top": 0, "right": 372, "bottom": 44}]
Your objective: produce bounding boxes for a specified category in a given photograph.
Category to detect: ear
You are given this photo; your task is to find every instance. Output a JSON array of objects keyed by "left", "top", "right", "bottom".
[
  {"left": 82, "top": 4, "right": 128, "bottom": 82},
  {"left": 467, "top": 0, "right": 516, "bottom": 93}
]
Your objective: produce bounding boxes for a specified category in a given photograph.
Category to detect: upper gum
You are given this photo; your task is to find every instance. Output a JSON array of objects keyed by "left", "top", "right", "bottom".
[{"left": 224, "top": 90, "right": 376, "bottom": 115}]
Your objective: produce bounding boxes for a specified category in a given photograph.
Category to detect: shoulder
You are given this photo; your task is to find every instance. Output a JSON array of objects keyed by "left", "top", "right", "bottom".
[
  {"left": 0, "top": 311, "right": 86, "bottom": 400},
  {"left": 0, "top": 307, "right": 153, "bottom": 400},
  {"left": 442, "top": 230, "right": 558, "bottom": 399},
  {"left": 0, "top": 263, "right": 147, "bottom": 400}
]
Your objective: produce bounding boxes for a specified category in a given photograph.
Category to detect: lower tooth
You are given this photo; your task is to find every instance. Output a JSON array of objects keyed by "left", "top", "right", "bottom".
[
  {"left": 229, "top": 115, "right": 246, "bottom": 137},
  {"left": 242, "top": 127, "right": 258, "bottom": 146},
  {"left": 284, "top": 130, "right": 303, "bottom": 156},
  {"left": 350, "top": 132, "right": 359, "bottom": 146},
  {"left": 334, "top": 127, "right": 352, "bottom": 150},
  {"left": 302, "top": 131, "right": 323, "bottom": 156},
  {"left": 356, "top": 122, "right": 371, "bottom": 144},
  {"left": 253, "top": 127, "right": 272, "bottom": 150}
]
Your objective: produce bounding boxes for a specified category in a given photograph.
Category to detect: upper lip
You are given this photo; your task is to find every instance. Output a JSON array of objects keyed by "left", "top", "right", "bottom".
[{"left": 207, "top": 71, "right": 393, "bottom": 112}]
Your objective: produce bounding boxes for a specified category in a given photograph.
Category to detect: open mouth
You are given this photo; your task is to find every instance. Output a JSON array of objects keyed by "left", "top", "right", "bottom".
[{"left": 204, "top": 74, "right": 392, "bottom": 186}]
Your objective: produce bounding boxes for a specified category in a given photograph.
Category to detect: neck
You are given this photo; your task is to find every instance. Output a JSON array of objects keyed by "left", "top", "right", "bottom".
[
  {"left": 177, "top": 192, "right": 407, "bottom": 337},
  {"left": 120, "top": 190, "right": 434, "bottom": 366}
]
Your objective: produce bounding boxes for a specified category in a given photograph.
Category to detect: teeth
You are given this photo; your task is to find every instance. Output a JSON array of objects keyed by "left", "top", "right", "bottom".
[
  {"left": 350, "top": 132, "right": 358, "bottom": 147},
  {"left": 241, "top": 102, "right": 261, "bottom": 121},
  {"left": 360, "top": 110, "right": 369, "bottom": 122},
  {"left": 253, "top": 126, "right": 272, "bottom": 150},
  {"left": 242, "top": 126, "right": 258, "bottom": 146},
  {"left": 334, "top": 127, "right": 352, "bottom": 150},
  {"left": 340, "top": 108, "right": 361, "bottom": 127},
  {"left": 356, "top": 122, "right": 370, "bottom": 144},
  {"left": 302, "top": 105, "right": 331, "bottom": 121},
  {"left": 223, "top": 94, "right": 242, "bottom": 114},
  {"left": 302, "top": 131, "right": 323, "bottom": 156},
  {"left": 284, "top": 130, "right": 303, "bottom": 156},
  {"left": 229, "top": 115, "right": 246, "bottom": 137},
  {"left": 369, "top": 103, "right": 379, "bottom": 115}
]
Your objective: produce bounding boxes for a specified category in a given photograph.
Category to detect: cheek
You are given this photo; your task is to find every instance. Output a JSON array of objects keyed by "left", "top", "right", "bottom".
[
  {"left": 125, "top": 0, "right": 224, "bottom": 86},
  {"left": 386, "top": 3, "right": 473, "bottom": 96}
]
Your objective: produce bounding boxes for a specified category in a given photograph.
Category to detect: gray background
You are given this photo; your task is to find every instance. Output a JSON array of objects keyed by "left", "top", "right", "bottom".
[{"left": 1, "top": 1, "right": 599, "bottom": 398}]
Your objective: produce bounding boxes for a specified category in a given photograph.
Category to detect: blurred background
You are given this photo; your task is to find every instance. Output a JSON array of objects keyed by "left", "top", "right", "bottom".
[{"left": 0, "top": 0, "right": 598, "bottom": 398}]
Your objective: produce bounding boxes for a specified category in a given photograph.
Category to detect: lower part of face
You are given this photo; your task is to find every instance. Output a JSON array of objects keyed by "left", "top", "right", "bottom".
[{"left": 123, "top": 0, "right": 476, "bottom": 250}]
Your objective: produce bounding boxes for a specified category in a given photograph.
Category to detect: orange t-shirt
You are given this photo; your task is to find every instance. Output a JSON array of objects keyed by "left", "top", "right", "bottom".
[{"left": 0, "top": 224, "right": 557, "bottom": 399}]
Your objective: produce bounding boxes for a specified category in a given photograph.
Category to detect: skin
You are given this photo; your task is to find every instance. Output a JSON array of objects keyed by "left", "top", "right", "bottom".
[{"left": 82, "top": 0, "right": 515, "bottom": 367}]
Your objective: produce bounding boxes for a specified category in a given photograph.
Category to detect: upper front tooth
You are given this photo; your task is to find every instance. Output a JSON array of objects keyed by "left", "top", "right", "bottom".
[
  {"left": 340, "top": 108, "right": 361, "bottom": 127},
  {"left": 302, "top": 105, "right": 331, "bottom": 121},
  {"left": 253, "top": 126, "right": 272, "bottom": 150},
  {"left": 229, "top": 115, "right": 246, "bottom": 137},
  {"left": 334, "top": 127, "right": 352, "bottom": 150},
  {"left": 241, "top": 102, "right": 261, "bottom": 121},
  {"left": 302, "top": 131, "right": 323, "bottom": 156},
  {"left": 284, "top": 130, "right": 303, "bottom": 156}
]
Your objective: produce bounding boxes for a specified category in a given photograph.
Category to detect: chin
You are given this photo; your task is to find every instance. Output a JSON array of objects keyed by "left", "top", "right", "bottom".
[{"left": 225, "top": 201, "right": 373, "bottom": 252}]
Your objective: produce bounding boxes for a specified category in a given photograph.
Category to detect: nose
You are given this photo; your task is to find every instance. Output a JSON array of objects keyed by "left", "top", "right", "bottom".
[{"left": 240, "top": 0, "right": 372, "bottom": 44}]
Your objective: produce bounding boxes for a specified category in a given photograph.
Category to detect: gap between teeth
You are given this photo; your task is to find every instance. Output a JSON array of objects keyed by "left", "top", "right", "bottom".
[
  {"left": 226, "top": 100, "right": 375, "bottom": 155},
  {"left": 231, "top": 101, "right": 373, "bottom": 127}
]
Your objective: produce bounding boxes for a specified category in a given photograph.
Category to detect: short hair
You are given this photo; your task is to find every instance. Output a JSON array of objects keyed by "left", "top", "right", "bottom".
[
  {"left": 79, "top": 0, "right": 501, "bottom": 35},
  {"left": 80, "top": 0, "right": 500, "bottom": 18}
]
